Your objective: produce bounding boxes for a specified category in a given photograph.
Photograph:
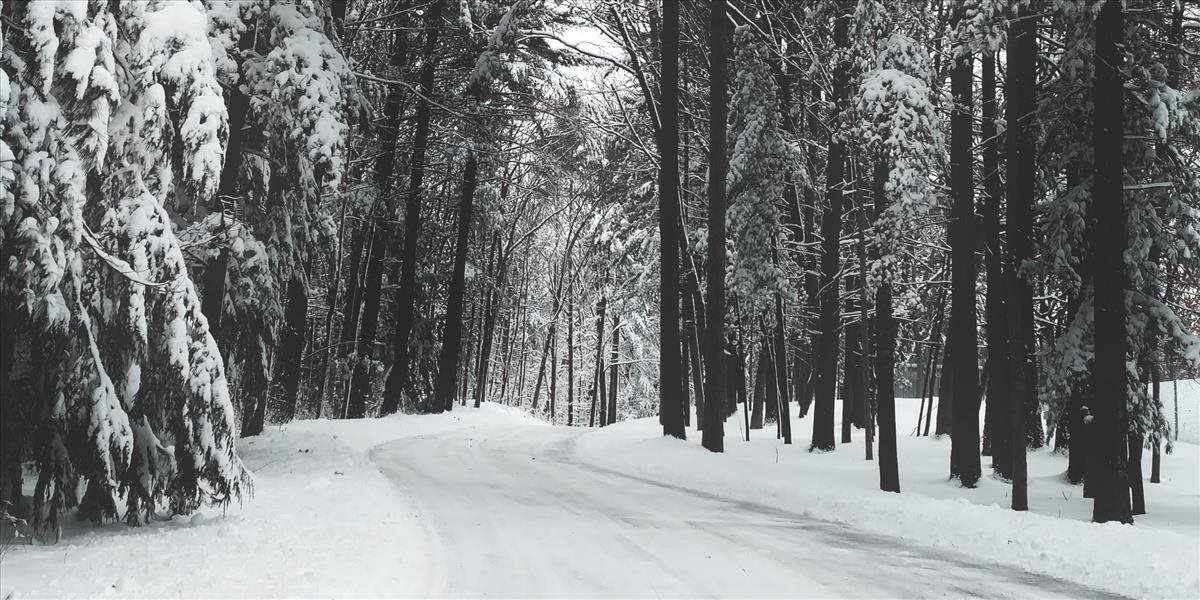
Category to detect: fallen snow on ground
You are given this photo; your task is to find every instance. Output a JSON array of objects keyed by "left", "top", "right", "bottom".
[
  {"left": 0, "top": 404, "right": 539, "bottom": 599},
  {"left": 575, "top": 390, "right": 1200, "bottom": 600}
]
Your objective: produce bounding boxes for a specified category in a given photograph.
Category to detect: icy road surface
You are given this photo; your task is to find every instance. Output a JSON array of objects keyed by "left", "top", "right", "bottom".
[{"left": 371, "top": 424, "right": 1126, "bottom": 599}]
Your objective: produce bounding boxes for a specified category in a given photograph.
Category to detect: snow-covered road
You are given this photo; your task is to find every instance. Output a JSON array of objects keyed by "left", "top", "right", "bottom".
[{"left": 371, "top": 424, "right": 1125, "bottom": 599}]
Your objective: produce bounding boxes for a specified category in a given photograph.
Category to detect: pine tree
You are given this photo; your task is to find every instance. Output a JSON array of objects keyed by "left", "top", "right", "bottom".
[{"left": 2, "top": 1, "right": 251, "bottom": 533}]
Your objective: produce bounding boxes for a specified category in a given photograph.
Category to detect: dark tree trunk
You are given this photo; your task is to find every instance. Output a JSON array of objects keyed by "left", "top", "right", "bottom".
[
  {"left": 346, "top": 24, "right": 415, "bottom": 418},
  {"left": 936, "top": 324, "right": 953, "bottom": 436},
  {"left": 1150, "top": 366, "right": 1161, "bottom": 483},
  {"left": 1129, "top": 433, "right": 1145, "bottom": 515},
  {"left": 608, "top": 313, "right": 620, "bottom": 425},
  {"left": 751, "top": 345, "right": 766, "bottom": 429},
  {"left": 982, "top": 52, "right": 1012, "bottom": 479},
  {"left": 765, "top": 338, "right": 779, "bottom": 427},
  {"left": 1091, "top": 0, "right": 1132, "bottom": 524},
  {"left": 659, "top": 0, "right": 686, "bottom": 439},
  {"left": 1002, "top": 37, "right": 1039, "bottom": 466},
  {"left": 549, "top": 319, "right": 558, "bottom": 422},
  {"left": 274, "top": 275, "right": 308, "bottom": 423},
  {"left": 433, "top": 152, "right": 478, "bottom": 413},
  {"left": 473, "top": 235, "right": 501, "bottom": 408},
  {"left": 459, "top": 293, "right": 479, "bottom": 409},
  {"left": 774, "top": 292, "right": 792, "bottom": 445},
  {"left": 338, "top": 229, "right": 367, "bottom": 353},
  {"left": 567, "top": 290, "right": 576, "bottom": 427},
  {"left": 873, "top": 162, "right": 900, "bottom": 492},
  {"left": 590, "top": 297, "right": 607, "bottom": 428},
  {"left": 948, "top": 45, "right": 980, "bottom": 487},
  {"left": 702, "top": 0, "right": 729, "bottom": 453},
  {"left": 380, "top": 0, "right": 447, "bottom": 415},
  {"left": 204, "top": 30, "right": 254, "bottom": 342},
  {"left": 843, "top": 315, "right": 863, "bottom": 444},
  {"left": 812, "top": 11, "right": 850, "bottom": 453}
]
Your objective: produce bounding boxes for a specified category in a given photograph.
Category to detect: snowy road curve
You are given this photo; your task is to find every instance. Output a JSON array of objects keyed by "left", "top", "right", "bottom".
[{"left": 371, "top": 424, "right": 1125, "bottom": 599}]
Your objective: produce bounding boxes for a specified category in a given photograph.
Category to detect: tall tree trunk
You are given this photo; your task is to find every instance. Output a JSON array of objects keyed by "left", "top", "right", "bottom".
[
  {"left": 982, "top": 51, "right": 1012, "bottom": 479},
  {"left": 380, "top": 0, "right": 447, "bottom": 415},
  {"left": 1007, "top": 2, "right": 1039, "bottom": 509},
  {"left": 567, "top": 289, "right": 576, "bottom": 427},
  {"left": 549, "top": 319, "right": 558, "bottom": 422},
  {"left": 1091, "top": 0, "right": 1132, "bottom": 524},
  {"left": 346, "top": 24, "right": 416, "bottom": 418},
  {"left": 659, "top": 0, "right": 686, "bottom": 439},
  {"left": 948, "top": 41, "right": 980, "bottom": 487},
  {"left": 433, "top": 152, "right": 478, "bottom": 412},
  {"left": 812, "top": 11, "right": 850, "bottom": 452},
  {"left": 873, "top": 161, "right": 900, "bottom": 493},
  {"left": 701, "top": 0, "right": 729, "bottom": 452},
  {"left": 608, "top": 313, "right": 620, "bottom": 425}
]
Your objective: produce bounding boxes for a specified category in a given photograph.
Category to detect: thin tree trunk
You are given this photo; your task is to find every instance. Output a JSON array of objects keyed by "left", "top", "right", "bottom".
[
  {"left": 589, "top": 297, "right": 607, "bottom": 427},
  {"left": 774, "top": 289, "right": 792, "bottom": 445},
  {"left": 608, "top": 314, "right": 620, "bottom": 424},
  {"left": 433, "top": 152, "right": 478, "bottom": 413},
  {"left": 751, "top": 344, "right": 766, "bottom": 429},
  {"left": 567, "top": 289, "right": 576, "bottom": 427},
  {"left": 549, "top": 321, "right": 558, "bottom": 423},
  {"left": 474, "top": 235, "right": 502, "bottom": 408}
]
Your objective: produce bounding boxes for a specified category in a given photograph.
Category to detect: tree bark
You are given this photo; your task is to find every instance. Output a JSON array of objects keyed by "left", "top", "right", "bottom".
[
  {"left": 982, "top": 51, "right": 1012, "bottom": 479},
  {"left": 811, "top": 11, "right": 850, "bottom": 452},
  {"left": 659, "top": 0, "right": 687, "bottom": 439},
  {"left": 473, "top": 234, "right": 501, "bottom": 408},
  {"left": 1091, "top": 0, "right": 1132, "bottom": 524},
  {"left": 346, "top": 23, "right": 416, "bottom": 418},
  {"left": 873, "top": 161, "right": 900, "bottom": 492},
  {"left": 380, "top": 0, "right": 447, "bottom": 415},
  {"left": 567, "top": 289, "right": 576, "bottom": 427},
  {"left": 433, "top": 152, "right": 478, "bottom": 413},
  {"left": 702, "top": 0, "right": 730, "bottom": 453},
  {"left": 948, "top": 44, "right": 981, "bottom": 487},
  {"left": 274, "top": 274, "right": 308, "bottom": 423},
  {"left": 589, "top": 297, "right": 607, "bottom": 427},
  {"left": 608, "top": 313, "right": 620, "bottom": 425}
]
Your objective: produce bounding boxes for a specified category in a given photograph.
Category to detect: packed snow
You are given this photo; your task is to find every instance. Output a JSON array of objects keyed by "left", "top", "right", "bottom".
[
  {"left": 2, "top": 387, "right": 1196, "bottom": 599},
  {"left": 0, "top": 404, "right": 538, "bottom": 598},
  {"left": 576, "top": 390, "right": 1200, "bottom": 600}
]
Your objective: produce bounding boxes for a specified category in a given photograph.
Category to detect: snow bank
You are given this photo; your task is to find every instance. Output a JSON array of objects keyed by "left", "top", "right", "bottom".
[
  {"left": 0, "top": 404, "right": 538, "bottom": 599},
  {"left": 575, "top": 397, "right": 1200, "bottom": 600}
]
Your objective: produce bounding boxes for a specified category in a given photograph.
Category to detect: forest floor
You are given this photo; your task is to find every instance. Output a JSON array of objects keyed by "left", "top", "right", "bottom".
[{"left": 1, "top": 386, "right": 1196, "bottom": 599}]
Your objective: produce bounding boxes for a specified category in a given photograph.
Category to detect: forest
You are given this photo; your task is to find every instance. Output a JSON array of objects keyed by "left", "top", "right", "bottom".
[{"left": 2, "top": 0, "right": 1199, "bottom": 558}]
